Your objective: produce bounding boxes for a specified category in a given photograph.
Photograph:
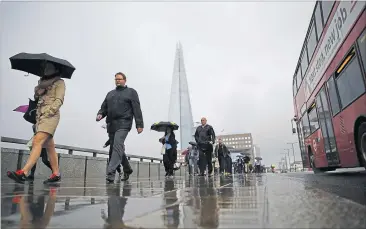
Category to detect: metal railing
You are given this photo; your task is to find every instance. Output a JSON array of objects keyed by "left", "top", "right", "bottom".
[{"left": 1, "top": 136, "right": 162, "bottom": 163}]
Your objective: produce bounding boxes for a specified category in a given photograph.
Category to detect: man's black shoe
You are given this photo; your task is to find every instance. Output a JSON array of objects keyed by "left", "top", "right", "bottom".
[
  {"left": 106, "top": 179, "right": 114, "bottom": 184},
  {"left": 121, "top": 170, "right": 133, "bottom": 181}
]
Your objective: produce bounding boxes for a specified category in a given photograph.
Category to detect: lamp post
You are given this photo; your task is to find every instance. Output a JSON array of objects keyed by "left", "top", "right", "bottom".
[
  {"left": 287, "top": 142, "right": 298, "bottom": 171},
  {"left": 282, "top": 149, "right": 291, "bottom": 171}
]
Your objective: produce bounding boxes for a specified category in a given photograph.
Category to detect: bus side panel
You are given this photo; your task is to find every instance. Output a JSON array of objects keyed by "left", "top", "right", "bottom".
[
  {"left": 333, "top": 94, "right": 366, "bottom": 167},
  {"left": 312, "top": 10, "right": 366, "bottom": 169},
  {"left": 306, "top": 11, "right": 366, "bottom": 107}
]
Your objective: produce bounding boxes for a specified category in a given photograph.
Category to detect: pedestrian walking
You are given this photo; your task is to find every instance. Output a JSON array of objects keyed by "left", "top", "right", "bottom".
[
  {"left": 214, "top": 138, "right": 229, "bottom": 174},
  {"left": 97, "top": 72, "right": 144, "bottom": 183},
  {"left": 194, "top": 117, "right": 216, "bottom": 176},
  {"left": 159, "top": 127, "right": 178, "bottom": 177},
  {"left": 187, "top": 141, "right": 199, "bottom": 175},
  {"left": 254, "top": 159, "right": 262, "bottom": 173},
  {"left": 7, "top": 62, "right": 66, "bottom": 184}
]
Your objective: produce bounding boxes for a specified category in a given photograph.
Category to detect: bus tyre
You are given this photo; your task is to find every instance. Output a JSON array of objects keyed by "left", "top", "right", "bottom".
[
  {"left": 308, "top": 151, "right": 323, "bottom": 174},
  {"left": 357, "top": 122, "right": 366, "bottom": 168}
]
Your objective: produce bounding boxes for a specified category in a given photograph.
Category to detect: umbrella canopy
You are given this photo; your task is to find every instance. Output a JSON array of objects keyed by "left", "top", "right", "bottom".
[
  {"left": 150, "top": 121, "right": 179, "bottom": 132},
  {"left": 9, "top": 52, "right": 76, "bottom": 79},
  {"left": 188, "top": 141, "right": 197, "bottom": 146},
  {"left": 13, "top": 105, "right": 29, "bottom": 113}
]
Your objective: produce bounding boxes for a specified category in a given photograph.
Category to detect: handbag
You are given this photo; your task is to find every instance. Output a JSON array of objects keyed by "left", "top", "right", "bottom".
[
  {"left": 160, "top": 144, "right": 166, "bottom": 155},
  {"left": 23, "top": 98, "right": 38, "bottom": 124}
]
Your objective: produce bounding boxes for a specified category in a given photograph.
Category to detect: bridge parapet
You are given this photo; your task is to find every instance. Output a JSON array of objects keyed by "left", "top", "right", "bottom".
[{"left": 1, "top": 136, "right": 186, "bottom": 180}]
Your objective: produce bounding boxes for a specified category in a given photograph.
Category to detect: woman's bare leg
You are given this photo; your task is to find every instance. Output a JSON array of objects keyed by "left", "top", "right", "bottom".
[
  {"left": 44, "top": 138, "right": 59, "bottom": 175},
  {"left": 22, "top": 132, "right": 50, "bottom": 175}
]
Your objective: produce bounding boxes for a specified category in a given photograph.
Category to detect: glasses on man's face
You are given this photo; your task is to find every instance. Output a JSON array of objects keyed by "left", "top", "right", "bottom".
[{"left": 115, "top": 78, "right": 125, "bottom": 81}]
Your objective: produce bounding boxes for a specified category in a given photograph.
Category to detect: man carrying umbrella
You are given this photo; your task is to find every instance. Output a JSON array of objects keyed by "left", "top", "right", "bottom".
[
  {"left": 194, "top": 117, "right": 216, "bottom": 176},
  {"left": 96, "top": 72, "right": 144, "bottom": 183}
]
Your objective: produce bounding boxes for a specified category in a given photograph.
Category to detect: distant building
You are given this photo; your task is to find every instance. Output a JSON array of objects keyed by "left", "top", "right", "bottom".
[
  {"left": 253, "top": 145, "right": 261, "bottom": 159},
  {"left": 216, "top": 133, "right": 255, "bottom": 161},
  {"left": 216, "top": 133, "right": 253, "bottom": 150}
]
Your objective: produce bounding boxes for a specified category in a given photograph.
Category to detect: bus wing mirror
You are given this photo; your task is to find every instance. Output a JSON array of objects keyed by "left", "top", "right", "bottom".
[{"left": 292, "top": 128, "right": 296, "bottom": 134}]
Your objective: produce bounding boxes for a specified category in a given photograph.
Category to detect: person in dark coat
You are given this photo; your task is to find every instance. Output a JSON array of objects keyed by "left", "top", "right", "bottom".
[
  {"left": 159, "top": 127, "right": 178, "bottom": 177},
  {"left": 194, "top": 117, "right": 216, "bottom": 176},
  {"left": 97, "top": 72, "right": 144, "bottom": 183},
  {"left": 214, "top": 138, "right": 229, "bottom": 174}
]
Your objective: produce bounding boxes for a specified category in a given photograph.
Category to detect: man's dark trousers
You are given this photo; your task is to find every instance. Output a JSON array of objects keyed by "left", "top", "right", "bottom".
[
  {"left": 198, "top": 143, "right": 213, "bottom": 175},
  {"left": 108, "top": 136, "right": 122, "bottom": 174},
  {"left": 107, "top": 129, "right": 132, "bottom": 181},
  {"left": 218, "top": 155, "right": 226, "bottom": 173}
]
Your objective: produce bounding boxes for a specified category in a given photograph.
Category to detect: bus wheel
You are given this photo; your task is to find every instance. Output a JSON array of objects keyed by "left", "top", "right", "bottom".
[
  {"left": 357, "top": 122, "right": 366, "bottom": 168},
  {"left": 308, "top": 149, "right": 323, "bottom": 174}
]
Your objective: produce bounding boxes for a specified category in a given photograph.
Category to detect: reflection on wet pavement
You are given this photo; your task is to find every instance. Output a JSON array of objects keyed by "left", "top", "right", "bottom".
[{"left": 1, "top": 173, "right": 365, "bottom": 228}]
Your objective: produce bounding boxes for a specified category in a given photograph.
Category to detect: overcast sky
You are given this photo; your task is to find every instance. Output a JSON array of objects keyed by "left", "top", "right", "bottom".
[{"left": 0, "top": 1, "right": 315, "bottom": 165}]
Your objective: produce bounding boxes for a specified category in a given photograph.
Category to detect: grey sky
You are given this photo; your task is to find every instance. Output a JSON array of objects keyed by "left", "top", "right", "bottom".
[{"left": 0, "top": 1, "right": 315, "bottom": 165}]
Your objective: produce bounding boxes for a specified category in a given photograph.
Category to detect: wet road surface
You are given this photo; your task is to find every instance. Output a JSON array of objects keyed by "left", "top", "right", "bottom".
[
  {"left": 1, "top": 173, "right": 365, "bottom": 228},
  {"left": 284, "top": 170, "right": 366, "bottom": 206}
]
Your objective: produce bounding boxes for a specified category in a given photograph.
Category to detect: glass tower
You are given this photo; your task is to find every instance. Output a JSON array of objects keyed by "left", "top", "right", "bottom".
[{"left": 168, "top": 42, "right": 194, "bottom": 150}]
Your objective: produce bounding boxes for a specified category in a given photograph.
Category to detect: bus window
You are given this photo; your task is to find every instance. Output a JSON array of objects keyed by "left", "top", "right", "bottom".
[
  {"left": 308, "top": 103, "right": 320, "bottom": 133},
  {"left": 314, "top": 2, "right": 323, "bottom": 40},
  {"left": 293, "top": 78, "right": 297, "bottom": 97},
  {"left": 335, "top": 48, "right": 366, "bottom": 108},
  {"left": 296, "top": 67, "right": 302, "bottom": 89},
  {"left": 301, "top": 50, "right": 309, "bottom": 77},
  {"left": 326, "top": 76, "right": 341, "bottom": 115},
  {"left": 357, "top": 29, "right": 366, "bottom": 73},
  {"left": 321, "top": 1, "right": 334, "bottom": 26},
  {"left": 307, "top": 21, "right": 318, "bottom": 61},
  {"left": 302, "top": 113, "right": 311, "bottom": 137}
]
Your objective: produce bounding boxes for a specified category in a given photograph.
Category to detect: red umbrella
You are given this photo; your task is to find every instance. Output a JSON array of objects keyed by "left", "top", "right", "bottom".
[{"left": 13, "top": 105, "right": 29, "bottom": 113}]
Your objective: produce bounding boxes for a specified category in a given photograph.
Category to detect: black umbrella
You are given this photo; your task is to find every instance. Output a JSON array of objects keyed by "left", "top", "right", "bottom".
[
  {"left": 151, "top": 121, "right": 179, "bottom": 132},
  {"left": 9, "top": 52, "right": 76, "bottom": 79},
  {"left": 188, "top": 141, "right": 197, "bottom": 146}
]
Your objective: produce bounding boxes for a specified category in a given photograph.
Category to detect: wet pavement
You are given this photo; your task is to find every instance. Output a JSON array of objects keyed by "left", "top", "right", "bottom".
[{"left": 1, "top": 173, "right": 365, "bottom": 228}]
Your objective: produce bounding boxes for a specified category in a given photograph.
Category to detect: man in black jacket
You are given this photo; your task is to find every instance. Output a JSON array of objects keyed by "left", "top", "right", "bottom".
[
  {"left": 96, "top": 72, "right": 144, "bottom": 183},
  {"left": 194, "top": 117, "right": 216, "bottom": 176}
]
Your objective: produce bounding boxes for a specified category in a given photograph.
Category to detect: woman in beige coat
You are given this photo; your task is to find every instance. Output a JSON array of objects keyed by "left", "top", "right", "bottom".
[{"left": 7, "top": 62, "right": 65, "bottom": 184}]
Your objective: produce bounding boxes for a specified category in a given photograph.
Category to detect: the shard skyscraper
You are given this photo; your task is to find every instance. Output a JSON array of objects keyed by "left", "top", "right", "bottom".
[{"left": 168, "top": 42, "right": 194, "bottom": 150}]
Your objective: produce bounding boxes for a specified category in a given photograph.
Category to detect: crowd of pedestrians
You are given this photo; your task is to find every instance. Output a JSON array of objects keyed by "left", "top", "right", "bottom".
[{"left": 6, "top": 59, "right": 262, "bottom": 185}]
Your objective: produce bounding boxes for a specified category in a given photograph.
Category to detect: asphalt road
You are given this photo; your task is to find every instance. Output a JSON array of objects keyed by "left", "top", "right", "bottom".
[{"left": 284, "top": 170, "right": 366, "bottom": 206}]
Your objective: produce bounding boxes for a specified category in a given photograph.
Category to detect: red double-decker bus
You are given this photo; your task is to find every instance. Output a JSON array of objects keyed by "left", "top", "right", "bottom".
[{"left": 292, "top": 1, "right": 366, "bottom": 173}]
